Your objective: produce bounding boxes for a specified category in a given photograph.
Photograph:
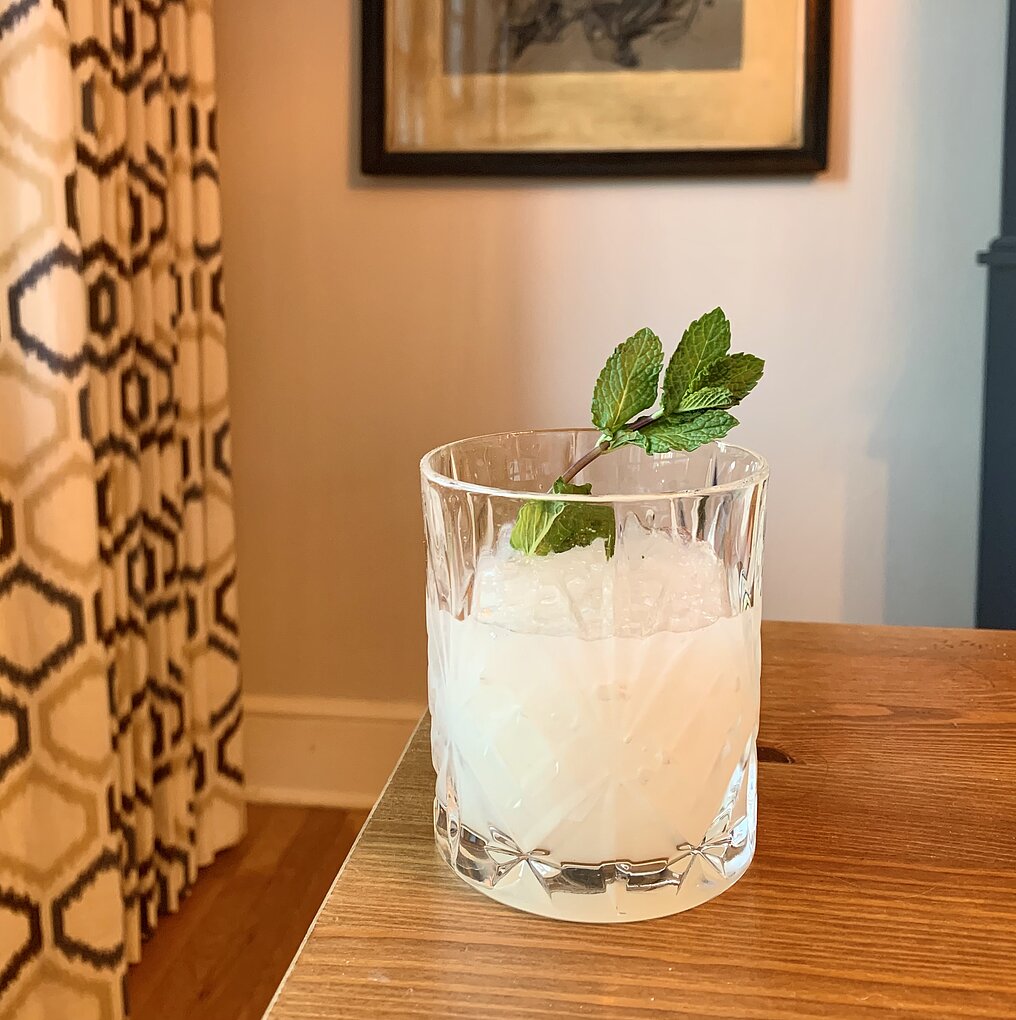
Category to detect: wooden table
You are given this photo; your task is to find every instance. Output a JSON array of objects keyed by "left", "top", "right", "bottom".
[{"left": 265, "top": 623, "right": 1016, "bottom": 1019}]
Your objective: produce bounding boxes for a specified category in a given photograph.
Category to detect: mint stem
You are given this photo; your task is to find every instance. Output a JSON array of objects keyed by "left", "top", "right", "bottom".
[
  {"left": 559, "top": 413, "right": 658, "bottom": 483},
  {"left": 560, "top": 442, "right": 607, "bottom": 483}
]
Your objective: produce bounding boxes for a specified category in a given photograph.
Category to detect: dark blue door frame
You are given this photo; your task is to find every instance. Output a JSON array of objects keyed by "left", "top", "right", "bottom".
[{"left": 977, "top": 0, "right": 1016, "bottom": 628}]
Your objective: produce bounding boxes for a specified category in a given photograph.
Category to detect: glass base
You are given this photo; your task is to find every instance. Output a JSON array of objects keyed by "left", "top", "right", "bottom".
[{"left": 434, "top": 799, "right": 755, "bottom": 924}]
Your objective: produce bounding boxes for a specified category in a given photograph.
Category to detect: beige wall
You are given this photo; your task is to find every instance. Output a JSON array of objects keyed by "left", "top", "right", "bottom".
[{"left": 214, "top": 0, "right": 1006, "bottom": 702}]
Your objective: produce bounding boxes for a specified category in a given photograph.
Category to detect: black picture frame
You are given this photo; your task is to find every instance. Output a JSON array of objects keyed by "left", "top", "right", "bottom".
[{"left": 361, "top": 1, "right": 832, "bottom": 178}]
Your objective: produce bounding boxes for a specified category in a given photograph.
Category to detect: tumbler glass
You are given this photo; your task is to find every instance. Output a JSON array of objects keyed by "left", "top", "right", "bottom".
[{"left": 421, "top": 431, "right": 768, "bottom": 923}]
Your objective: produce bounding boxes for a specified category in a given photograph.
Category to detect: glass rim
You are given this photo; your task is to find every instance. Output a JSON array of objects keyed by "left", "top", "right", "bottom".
[{"left": 420, "top": 429, "right": 770, "bottom": 503}]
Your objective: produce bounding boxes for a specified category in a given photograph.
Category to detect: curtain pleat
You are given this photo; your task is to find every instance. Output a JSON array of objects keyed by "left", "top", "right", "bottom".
[{"left": 0, "top": 0, "right": 243, "bottom": 1015}]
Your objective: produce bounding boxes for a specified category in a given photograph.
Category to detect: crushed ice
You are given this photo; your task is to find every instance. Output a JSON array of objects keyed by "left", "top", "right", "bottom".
[{"left": 473, "top": 518, "right": 731, "bottom": 639}]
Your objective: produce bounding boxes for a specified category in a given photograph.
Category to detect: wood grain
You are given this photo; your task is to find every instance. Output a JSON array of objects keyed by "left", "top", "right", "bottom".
[
  {"left": 126, "top": 804, "right": 367, "bottom": 1020},
  {"left": 265, "top": 622, "right": 1016, "bottom": 1019}
]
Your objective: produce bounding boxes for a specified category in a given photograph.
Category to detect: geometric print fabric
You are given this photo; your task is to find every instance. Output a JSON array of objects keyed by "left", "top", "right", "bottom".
[{"left": 0, "top": 1, "right": 244, "bottom": 1015}]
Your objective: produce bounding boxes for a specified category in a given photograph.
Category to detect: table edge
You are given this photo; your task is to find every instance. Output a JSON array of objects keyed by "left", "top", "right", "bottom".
[{"left": 261, "top": 713, "right": 428, "bottom": 1019}]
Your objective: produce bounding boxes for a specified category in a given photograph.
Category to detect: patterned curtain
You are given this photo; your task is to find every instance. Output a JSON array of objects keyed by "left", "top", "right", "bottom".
[{"left": 0, "top": 0, "right": 244, "bottom": 1016}]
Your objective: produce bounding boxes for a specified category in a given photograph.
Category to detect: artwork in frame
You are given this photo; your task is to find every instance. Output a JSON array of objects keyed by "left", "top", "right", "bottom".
[{"left": 361, "top": 0, "right": 832, "bottom": 177}]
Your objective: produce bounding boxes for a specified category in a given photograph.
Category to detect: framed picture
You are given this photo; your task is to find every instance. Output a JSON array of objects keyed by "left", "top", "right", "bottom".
[{"left": 361, "top": 0, "right": 832, "bottom": 177}]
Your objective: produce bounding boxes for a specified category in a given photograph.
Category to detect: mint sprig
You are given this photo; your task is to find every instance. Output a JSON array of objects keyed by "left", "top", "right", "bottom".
[{"left": 510, "top": 308, "right": 763, "bottom": 558}]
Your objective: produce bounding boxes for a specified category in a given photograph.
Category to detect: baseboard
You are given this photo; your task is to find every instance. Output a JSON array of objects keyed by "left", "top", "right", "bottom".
[{"left": 243, "top": 695, "right": 426, "bottom": 810}]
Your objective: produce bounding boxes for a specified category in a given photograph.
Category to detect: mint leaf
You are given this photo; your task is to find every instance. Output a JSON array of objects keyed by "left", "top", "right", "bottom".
[
  {"left": 677, "top": 384, "right": 735, "bottom": 412},
  {"left": 591, "top": 328, "right": 663, "bottom": 435},
  {"left": 552, "top": 479, "right": 592, "bottom": 495},
  {"left": 697, "top": 353, "right": 765, "bottom": 401},
  {"left": 638, "top": 410, "right": 739, "bottom": 454},
  {"left": 606, "top": 427, "right": 649, "bottom": 452},
  {"left": 546, "top": 501, "right": 616, "bottom": 558},
  {"left": 509, "top": 498, "right": 563, "bottom": 556},
  {"left": 509, "top": 478, "right": 616, "bottom": 557},
  {"left": 662, "top": 308, "right": 730, "bottom": 414},
  {"left": 607, "top": 426, "right": 648, "bottom": 450}
]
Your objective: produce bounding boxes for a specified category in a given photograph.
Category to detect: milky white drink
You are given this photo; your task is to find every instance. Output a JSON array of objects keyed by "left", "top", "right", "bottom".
[{"left": 429, "top": 524, "right": 761, "bottom": 923}]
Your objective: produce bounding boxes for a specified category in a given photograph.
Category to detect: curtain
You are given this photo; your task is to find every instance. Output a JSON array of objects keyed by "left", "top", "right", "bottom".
[{"left": 0, "top": 0, "right": 244, "bottom": 1016}]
